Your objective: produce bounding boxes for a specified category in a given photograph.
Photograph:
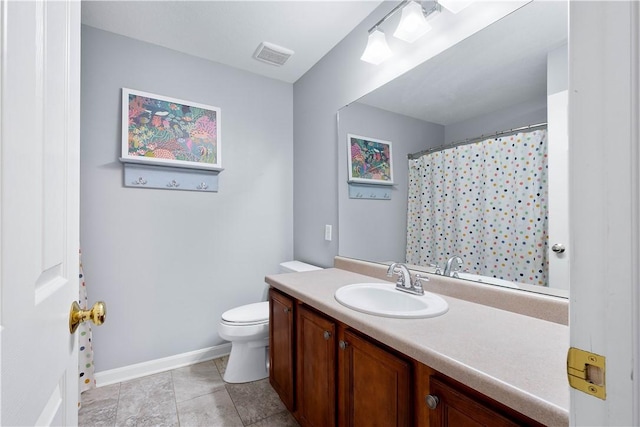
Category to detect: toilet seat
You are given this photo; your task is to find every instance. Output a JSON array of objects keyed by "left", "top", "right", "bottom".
[
  {"left": 221, "top": 301, "right": 269, "bottom": 326},
  {"left": 218, "top": 301, "right": 270, "bottom": 342},
  {"left": 217, "top": 261, "right": 321, "bottom": 383}
]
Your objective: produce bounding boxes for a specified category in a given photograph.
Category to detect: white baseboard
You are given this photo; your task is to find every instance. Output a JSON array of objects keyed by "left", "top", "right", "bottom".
[{"left": 94, "top": 343, "right": 232, "bottom": 387}]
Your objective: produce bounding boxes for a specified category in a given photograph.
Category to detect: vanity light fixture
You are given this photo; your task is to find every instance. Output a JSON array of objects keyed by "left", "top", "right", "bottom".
[
  {"left": 393, "top": 1, "right": 433, "bottom": 43},
  {"left": 360, "top": 0, "right": 442, "bottom": 65},
  {"left": 360, "top": 29, "right": 394, "bottom": 65}
]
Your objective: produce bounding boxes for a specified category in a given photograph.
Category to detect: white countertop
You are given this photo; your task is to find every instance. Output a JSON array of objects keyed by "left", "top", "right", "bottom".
[{"left": 266, "top": 267, "right": 569, "bottom": 426}]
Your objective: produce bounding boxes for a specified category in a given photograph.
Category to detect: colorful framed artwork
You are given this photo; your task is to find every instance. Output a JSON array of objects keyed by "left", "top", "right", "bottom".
[
  {"left": 121, "top": 88, "right": 222, "bottom": 170},
  {"left": 347, "top": 133, "right": 394, "bottom": 185}
]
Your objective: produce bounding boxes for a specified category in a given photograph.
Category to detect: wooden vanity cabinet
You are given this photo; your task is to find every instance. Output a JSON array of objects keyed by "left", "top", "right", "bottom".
[
  {"left": 288, "top": 300, "right": 411, "bottom": 427},
  {"left": 338, "top": 329, "right": 412, "bottom": 427},
  {"left": 296, "top": 304, "right": 337, "bottom": 426},
  {"left": 268, "top": 288, "right": 295, "bottom": 411},
  {"left": 417, "top": 368, "right": 545, "bottom": 427},
  {"left": 269, "top": 288, "right": 544, "bottom": 427}
]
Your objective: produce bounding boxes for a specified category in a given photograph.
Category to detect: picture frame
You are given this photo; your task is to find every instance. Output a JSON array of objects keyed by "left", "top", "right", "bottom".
[
  {"left": 121, "top": 88, "right": 222, "bottom": 170},
  {"left": 347, "top": 133, "right": 394, "bottom": 185}
]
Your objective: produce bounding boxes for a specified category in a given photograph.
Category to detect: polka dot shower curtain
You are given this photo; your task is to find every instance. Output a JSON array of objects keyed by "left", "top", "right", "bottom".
[
  {"left": 78, "top": 249, "right": 96, "bottom": 403},
  {"left": 405, "top": 129, "right": 549, "bottom": 286}
]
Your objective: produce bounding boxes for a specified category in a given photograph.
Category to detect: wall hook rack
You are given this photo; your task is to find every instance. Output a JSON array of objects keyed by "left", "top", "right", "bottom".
[
  {"left": 122, "top": 162, "right": 220, "bottom": 192},
  {"left": 348, "top": 182, "right": 392, "bottom": 200}
]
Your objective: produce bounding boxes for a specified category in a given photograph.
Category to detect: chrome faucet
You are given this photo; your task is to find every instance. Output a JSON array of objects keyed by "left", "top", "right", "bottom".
[
  {"left": 443, "top": 256, "right": 463, "bottom": 277},
  {"left": 386, "top": 263, "right": 427, "bottom": 295}
]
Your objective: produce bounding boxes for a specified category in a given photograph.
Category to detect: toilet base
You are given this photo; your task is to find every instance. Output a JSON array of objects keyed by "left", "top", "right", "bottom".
[{"left": 223, "top": 338, "right": 269, "bottom": 383}]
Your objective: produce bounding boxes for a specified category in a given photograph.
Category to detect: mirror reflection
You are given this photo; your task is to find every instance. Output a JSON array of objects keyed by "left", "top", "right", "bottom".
[{"left": 337, "top": 1, "right": 569, "bottom": 296}]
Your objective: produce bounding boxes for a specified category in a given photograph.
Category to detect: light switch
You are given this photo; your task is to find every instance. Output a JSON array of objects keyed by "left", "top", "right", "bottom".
[{"left": 325, "top": 225, "right": 332, "bottom": 241}]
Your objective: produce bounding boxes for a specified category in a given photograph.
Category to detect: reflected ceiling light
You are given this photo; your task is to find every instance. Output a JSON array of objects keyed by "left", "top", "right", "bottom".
[
  {"left": 360, "top": 29, "right": 393, "bottom": 65},
  {"left": 361, "top": 1, "right": 444, "bottom": 65},
  {"left": 394, "top": 1, "right": 433, "bottom": 43},
  {"left": 438, "top": 0, "right": 475, "bottom": 14}
]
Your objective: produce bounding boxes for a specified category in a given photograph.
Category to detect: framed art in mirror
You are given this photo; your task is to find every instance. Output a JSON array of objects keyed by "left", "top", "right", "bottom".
[{"left": 347, "top": 133, "right": 394, "bottom": 186}]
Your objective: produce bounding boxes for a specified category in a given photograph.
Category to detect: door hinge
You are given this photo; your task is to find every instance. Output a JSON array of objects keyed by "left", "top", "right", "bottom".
[{"left": 567, "top": 347, "right": 606, "bottom": 399}]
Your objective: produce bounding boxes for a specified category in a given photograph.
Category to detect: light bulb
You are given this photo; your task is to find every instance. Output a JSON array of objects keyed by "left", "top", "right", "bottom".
[
  {"left": 394, "top": 1, "right": 432, "bottom": 43},
  {"left": 360, "top": 29, "right": 393, "bottom": 65}
]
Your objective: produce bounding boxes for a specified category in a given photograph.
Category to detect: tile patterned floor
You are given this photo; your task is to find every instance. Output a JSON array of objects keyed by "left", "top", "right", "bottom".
[{"left": 79, "top": 356, "right": 299, "bottom": 427}]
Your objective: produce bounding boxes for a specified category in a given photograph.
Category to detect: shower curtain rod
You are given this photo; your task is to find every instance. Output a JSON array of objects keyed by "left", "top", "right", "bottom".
[{"left": 407, "top": 122, "right": 548, "bottom": 159}]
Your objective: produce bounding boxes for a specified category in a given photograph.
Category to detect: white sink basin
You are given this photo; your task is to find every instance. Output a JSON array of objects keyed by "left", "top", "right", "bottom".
[{"left": 334, "top": 283, "right": 448, "bottom": 319}]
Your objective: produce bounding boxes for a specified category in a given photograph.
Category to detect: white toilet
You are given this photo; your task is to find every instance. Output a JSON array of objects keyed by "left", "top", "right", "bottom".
[{"left": 218, "top": 260, "right": 321, "bottom": 383}]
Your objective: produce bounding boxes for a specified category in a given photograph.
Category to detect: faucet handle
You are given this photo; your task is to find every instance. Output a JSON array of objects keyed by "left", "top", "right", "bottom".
[
  {"left": 410, "top": 274, "right": 427, "bottom": 295},
  {"left": 451, "top": 261, "right": 463, "bottom": 276},
  {"left": 428, "top": 263, "right": 442, "bottom": 275},
  {"left": 414, "top": 274, "right": 429, "bottom": 291}
]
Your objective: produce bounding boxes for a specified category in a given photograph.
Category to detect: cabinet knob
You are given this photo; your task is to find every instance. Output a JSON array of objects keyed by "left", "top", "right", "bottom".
[
  {"left": 425, "top": 394, "right": 439, "bottom": 410},
  {"left": 323, "top": 330, "right": 332, "bottom": 340},
  {"left": 283, "top": 307, "right": 290, "bottom": 313},
  {"left": 339, "top": 340, "right": 348, "bottom": 350}
]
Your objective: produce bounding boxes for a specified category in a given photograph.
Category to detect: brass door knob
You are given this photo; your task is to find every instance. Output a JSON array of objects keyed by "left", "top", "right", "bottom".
[{"left": 69, "top": 301, "right": 106, "bottom": 334}]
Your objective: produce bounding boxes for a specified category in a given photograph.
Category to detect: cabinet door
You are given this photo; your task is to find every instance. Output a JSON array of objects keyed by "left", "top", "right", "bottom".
[
  {"left": 297, "top": 305, "right": 337, "bottom": 427},
  {"left": 339, "top": 330, "right": 411, "bottom": 427},
  {"left": 269, "top": 288, "right": 295, "bottom": 411},
  {"left": 428, "top": 377, "right": 524, "bottom": 427}
]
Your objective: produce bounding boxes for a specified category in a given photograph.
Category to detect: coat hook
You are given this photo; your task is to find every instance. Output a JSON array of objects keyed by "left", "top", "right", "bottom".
[
  {"left": 132, "top": 177, "right": 147, "bottom": 185},
  {"left": 167, "top": 180, "right": 180, "bottom": 188},
  {"left": 196, "top": 182, "right": 209, "bottom": 190}
]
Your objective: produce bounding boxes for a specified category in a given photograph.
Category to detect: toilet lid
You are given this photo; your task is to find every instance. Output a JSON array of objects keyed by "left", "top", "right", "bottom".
[{"left": 221, "top": 301, "right": 269, "bottom": 324}]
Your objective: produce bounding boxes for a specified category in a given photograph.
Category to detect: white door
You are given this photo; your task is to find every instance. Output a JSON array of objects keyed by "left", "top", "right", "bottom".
[
  {"left": 569, "top": 1, "right": 639, "bottom": 425},
  {"left": 1, "top": 1, "right": 81, "bottom": 425}
]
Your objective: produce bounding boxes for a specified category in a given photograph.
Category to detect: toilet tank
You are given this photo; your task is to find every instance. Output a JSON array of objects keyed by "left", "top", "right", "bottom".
[{"left": 279, "top": 260, "right": 322, "bottom": 273}]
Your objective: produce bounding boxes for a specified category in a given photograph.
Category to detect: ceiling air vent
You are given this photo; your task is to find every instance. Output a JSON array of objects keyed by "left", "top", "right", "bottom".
[{"left": 253, "top": 42, "right": 294, "bottom": 67}]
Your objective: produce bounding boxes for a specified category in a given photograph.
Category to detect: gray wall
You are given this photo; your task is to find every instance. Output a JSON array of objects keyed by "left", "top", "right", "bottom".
[
  {"left": 548, "top": 43, "right": 568, "bottom": 96},
  {"left": 444, "top": 97, "right": 547, "bottom": 144},
  {"left": 81, "top": 26, "right": 293, "bottom": 371},
  {"left": 337, "top": 103, "right": 443, "bottom": 262}
]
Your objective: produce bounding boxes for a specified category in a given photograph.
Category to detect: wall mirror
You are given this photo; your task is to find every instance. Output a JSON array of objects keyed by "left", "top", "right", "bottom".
[{"left": 337, "top": 1, "right": 569, "bottom": 297}]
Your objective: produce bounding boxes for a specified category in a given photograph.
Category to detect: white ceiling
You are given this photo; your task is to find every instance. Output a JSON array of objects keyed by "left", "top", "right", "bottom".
[
  {"left": 82, "top": 1, "right": 568, "bottom": 121},
  {"left": 357, "top": 1, "right": 568, "bottom": 125},
  {"left": 81, "top": 1, "right": 383, "bottom": 84}
]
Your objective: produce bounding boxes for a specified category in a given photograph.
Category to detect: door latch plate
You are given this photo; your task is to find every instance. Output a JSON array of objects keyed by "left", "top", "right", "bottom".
[{"left": 567, "top": 347, "right": 606, "bottom": 399}]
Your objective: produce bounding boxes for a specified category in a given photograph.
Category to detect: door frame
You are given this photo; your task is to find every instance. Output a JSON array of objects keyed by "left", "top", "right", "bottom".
[{"left": 568, "top": 1, "right": 639, "bottom": 425}]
